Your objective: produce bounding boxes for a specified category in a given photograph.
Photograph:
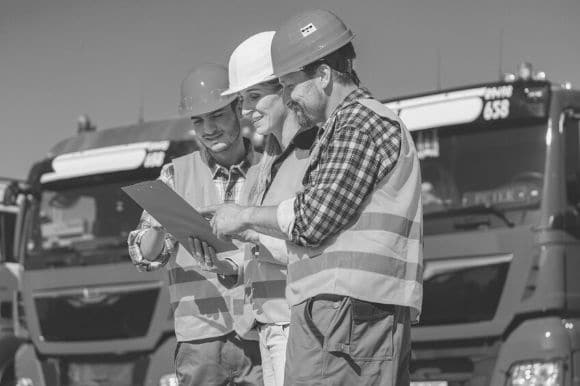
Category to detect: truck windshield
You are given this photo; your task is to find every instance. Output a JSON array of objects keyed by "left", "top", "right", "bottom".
[
  {"left": 26, "top": 176, "right": 143, "bottom": 267},
  {"left": 416, "top": 123, "right": 547, "bottom": 218}
]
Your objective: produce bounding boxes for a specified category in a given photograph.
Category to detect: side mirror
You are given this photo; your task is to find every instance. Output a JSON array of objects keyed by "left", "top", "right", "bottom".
[
  {"left": 0, "top": 179, "right": 28, "bottom": 263},
  {"left": 0, "top": 179, "right": 20, "bottom": 206},
  {"left": 0, "top": 210, "right": 17, "bottom": 262},
  {"left": 563, "top": 110, "right": 580, "bottom": 170}
]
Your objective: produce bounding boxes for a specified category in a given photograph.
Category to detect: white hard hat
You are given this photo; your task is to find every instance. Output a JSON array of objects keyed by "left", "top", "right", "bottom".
[{"left": 222, "top": 31, "right": 277, "bottom": 96}]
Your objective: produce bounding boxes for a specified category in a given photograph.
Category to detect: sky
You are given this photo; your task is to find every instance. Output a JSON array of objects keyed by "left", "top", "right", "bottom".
[{"left": 1, "top": 0, "right": 579, "bottom": 179}]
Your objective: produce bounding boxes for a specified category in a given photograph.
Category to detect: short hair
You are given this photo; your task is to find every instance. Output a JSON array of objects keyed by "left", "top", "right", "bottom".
[
  {"left": 261, "top": 78, "right": 283, "bottom": 91},
  {"left": 301, "top": 42, "right": 360, "bottom": 86},
  {"left": 230, "top": 97, "right": 240, "bottom": 111}
]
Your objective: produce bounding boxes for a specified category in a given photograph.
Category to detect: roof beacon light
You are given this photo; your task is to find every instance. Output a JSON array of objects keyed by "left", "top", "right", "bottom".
[
  {"left": 533, "top": 71, "right": 547, "bottom": 81},
  {"left": 77, "top": 114, "right": 96, "bottom": 134},
  {"left": 503, "top": 73, "right": 516, "bottom": 82}
]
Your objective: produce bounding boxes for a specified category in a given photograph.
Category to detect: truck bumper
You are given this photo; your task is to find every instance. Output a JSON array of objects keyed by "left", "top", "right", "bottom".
[{"left": 15, "top": 336, "right": 176, "bottom": 386}]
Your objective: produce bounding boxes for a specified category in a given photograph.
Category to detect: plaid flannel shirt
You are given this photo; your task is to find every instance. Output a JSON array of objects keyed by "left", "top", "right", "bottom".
[
  {"left": 127, "top": 147, "right": 253, "bottom": 272},
  {"left": 291, "top": 88, "right": 401, "bottom": 247}
]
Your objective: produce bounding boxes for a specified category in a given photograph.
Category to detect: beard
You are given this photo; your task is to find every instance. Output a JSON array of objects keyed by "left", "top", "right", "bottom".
[{"left": 286, "top": 100, "right": 315, "bottom": 129}]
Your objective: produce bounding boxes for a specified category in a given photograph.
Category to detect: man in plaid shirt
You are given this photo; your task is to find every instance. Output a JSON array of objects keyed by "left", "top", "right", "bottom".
[{"left": 209, "top": 10, "right": 421, "bottom": 386}]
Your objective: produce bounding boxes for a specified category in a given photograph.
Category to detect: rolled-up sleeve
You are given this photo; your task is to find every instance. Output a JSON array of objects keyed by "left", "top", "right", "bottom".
[
  {"left": 276, "top": 198, "right": 296, "bottom": 240},
  {"left": 126, "top": 164, "right": 178, "bottom": 271},
  {"left": 216, "top": 248, "right": 246, "bottom": 288}
]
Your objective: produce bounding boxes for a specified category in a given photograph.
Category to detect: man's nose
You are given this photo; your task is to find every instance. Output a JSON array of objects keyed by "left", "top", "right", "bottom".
[{"left": 203, "top": 120, "right": 218, "bottom": 134}]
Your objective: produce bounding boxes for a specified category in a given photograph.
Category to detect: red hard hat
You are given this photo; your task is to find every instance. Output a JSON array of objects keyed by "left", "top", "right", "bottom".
[
  {"left": 271, "top": 9, "right": 355, "bottom": 78},
  {"left": 178, "top": 63, "right": 237, "bottom": 117}
]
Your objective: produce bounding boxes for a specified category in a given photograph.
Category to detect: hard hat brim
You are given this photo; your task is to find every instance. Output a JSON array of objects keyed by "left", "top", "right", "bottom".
[
  {"left": 221, "top": 73, "right": 278, "bottom": 96},
  {"left": 272, "top": 31, "right": 355, "bottom": 78},
  {"left": 178, "top": 93, "right": 237, "bottom": 118}
]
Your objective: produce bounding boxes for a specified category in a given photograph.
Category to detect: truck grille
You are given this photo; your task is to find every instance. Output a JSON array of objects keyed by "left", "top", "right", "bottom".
[
  {"left": 39, "top": 355, "right": 149, "bottom": 386},
  {"left": 34, "top": 284, "right": 160, "bottom": 342},
  {"left": 66, "top": 357, "right": 148, "bottom": 386}
]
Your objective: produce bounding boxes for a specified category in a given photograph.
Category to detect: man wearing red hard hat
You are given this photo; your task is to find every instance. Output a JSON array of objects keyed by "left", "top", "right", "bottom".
[{"left": 128, "top": 63, "right": 262, "bottom": 385}]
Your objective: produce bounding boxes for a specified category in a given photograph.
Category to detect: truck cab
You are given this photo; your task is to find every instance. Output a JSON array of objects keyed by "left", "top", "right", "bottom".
[
  {"left": 384, "top": 66, "right": 580, "bottom": 385},
  {"left": 14, "top": 118, "right": 198, "bottom": 386}
]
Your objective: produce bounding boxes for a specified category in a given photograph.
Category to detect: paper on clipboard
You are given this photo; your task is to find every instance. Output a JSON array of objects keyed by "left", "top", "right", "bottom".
[{"left": 122, "top": 180, "right": 236, "bottom": 253}]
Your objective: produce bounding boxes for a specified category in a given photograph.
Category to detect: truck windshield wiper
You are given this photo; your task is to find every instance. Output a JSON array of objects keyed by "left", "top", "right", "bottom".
[
  {"left": 425, "top": 204, "right": 515, "bottom": 228},
  {"left": 25, "top": 247, "right": 82, "bottom": 269}
]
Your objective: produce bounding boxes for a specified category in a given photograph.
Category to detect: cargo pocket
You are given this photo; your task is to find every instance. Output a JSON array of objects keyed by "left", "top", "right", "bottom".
[
  {"left": 349, "top": 299, "right": 394, "bottom": 362},
  {"left": 319, "top": 298, "right": 394, "bottom": 376}
]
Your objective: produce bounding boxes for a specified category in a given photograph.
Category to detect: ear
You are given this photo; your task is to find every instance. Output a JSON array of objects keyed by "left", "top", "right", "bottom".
[
  {"left": 317, "top": 64, "right": 333, "bottom": 91},
  {"left": 234, "top": 96, "right": 243, "bottom": 118}
]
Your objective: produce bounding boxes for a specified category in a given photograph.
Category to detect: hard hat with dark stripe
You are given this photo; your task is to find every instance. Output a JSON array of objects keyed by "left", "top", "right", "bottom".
[{"left": 271, "top": 9, "right": 355, "bottom": 78}]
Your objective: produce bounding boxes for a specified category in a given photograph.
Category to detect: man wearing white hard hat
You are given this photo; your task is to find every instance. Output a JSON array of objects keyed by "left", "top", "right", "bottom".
[{"left": 193, "top": 31, "right": 317, "bottom": 386}]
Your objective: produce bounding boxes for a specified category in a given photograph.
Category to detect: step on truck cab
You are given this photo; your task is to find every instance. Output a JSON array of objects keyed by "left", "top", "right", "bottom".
[
  {"left": 383, "top": 64, "right": 580, "bottom": 386},
  {"left": 13, "top": 118, "right": 199, "bottom": 386}
]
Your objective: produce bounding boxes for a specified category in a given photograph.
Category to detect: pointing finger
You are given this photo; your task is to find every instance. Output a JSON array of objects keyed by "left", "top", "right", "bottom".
[{"left": 202, "top": 241, "right": 213, "bottom": 267}]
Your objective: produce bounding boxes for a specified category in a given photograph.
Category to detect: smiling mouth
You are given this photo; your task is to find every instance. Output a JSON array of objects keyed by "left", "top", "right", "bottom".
[{"left": 203, "top": 133, "right": 223, "bottom": 141}]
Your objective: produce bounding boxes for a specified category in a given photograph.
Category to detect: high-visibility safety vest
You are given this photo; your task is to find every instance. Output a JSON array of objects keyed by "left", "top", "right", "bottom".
[
  {"left": 286, "top": 99, "right": 424, "bottom": 321},
  {"left": 243, "top": 144, "right": 311, "bottom": 325},
  {"left": 169, "top": 151, "right": 257, "bottom": 341}
]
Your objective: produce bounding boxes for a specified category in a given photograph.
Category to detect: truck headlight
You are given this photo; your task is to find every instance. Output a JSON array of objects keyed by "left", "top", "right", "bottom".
[
  {"left": 507, "top": 360, "right": 563, "bottom": 386},
  {"left": 159, "top": 373, "right": 178, "bottom": 386}
]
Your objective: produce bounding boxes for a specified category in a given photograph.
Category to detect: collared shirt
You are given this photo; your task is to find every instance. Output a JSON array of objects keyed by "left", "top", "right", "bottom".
[
  {"left": 127, "top": 143, "right": 254, "bottom": 272},
  {"left": 260, "top": 126, "right": 319, "bottom": 204},
  {"left": 290, "top": 88, "right": 401, "bottom": 247},
  {"left": 251, "top": 127, "right": 318, "bottom": 261}
]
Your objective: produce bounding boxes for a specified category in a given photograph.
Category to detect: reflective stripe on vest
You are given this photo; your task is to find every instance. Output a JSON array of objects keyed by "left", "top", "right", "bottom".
[
  {"left": 245, "top": 146, "right": 310, "bottom": 324},
  {"left": 286, "top": 99, "right": 424, "bottom": 322},
  {"left": 169, "top": 152, "right": 250, "bottom": 341}
]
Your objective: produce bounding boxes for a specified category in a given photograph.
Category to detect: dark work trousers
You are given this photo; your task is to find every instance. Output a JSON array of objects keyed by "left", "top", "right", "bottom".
[
  {"left": 284, "top": 295, "right": 411, "bottom": 386},
  {"left": 174, "top": 331, "right": 263, "bottom": 385}
]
